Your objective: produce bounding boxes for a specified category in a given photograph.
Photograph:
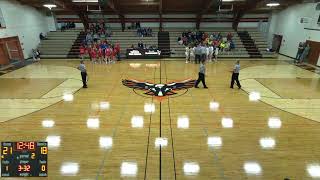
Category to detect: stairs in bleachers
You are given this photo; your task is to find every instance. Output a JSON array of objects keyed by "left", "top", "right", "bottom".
[
  {"left": 243, "top": 29, "right": 277, "bottom": 58},
  {"left": 237, "top": 31, "right": 262, "bottom": 58},
  {"left": 158, "top": 32, "right": 170, "bottom": 58},
  {"left": 38, "top": 29, "right": 82, "bottom": 59},
  {"left": 67, "top": 31, "right": 86, "bottom": 58}
]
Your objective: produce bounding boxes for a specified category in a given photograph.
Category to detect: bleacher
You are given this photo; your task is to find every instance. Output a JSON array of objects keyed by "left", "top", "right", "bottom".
[
  {"left": 106, "top": 28, "right": 159, "bottom": 58},
  {"left": 168, "top": 28, "right": 277, "bottom": 59},
  {"left": 38, "top": 29, "right": 82, "bottom": 59},
  {"left": 168, "top": 28, "right": 249, "bottom": 58},
  {"left": 37, "top": 27, "right": 276, "bottom": 60}
]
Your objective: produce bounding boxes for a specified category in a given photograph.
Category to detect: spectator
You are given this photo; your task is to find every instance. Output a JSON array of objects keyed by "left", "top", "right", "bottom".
[
  {"left": 230, "top": 40, "right": 235, "bottom": 50},
  {"left": 136, "top": 21, "right": 141, "bottom": 29},
  {"left": 32, "top": 49, "right": 41, "bottom": 62},
  {"left": 93, "top": 33, "right": 99, "bottom": 42},
  {"left": 138, "top": 41, "right": 144, "bottom": 49},
  {"left": 227, "top": 32, "right": 233, "bottom": 41},
  {"left": 86, "top": 32, "right": 93, "bottom": 45},
  {"left": 296, "top": 42, "right": 304, "bottom": 62},
  {"left": 300, "top": 43, "right": 310, "bottom": 63},
  {"left": 39, "top": 33, "right": 47, "bottom": 40}
]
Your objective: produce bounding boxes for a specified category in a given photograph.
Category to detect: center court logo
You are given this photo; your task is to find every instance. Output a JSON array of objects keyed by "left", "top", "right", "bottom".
[{"left": 122, "top": 79, "right": 196, "bottom": 100}]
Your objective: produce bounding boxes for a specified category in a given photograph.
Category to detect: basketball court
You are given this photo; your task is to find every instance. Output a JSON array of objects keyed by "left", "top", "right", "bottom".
[{"left": 1, "top": 0, "right": 320, "bottom": 179}]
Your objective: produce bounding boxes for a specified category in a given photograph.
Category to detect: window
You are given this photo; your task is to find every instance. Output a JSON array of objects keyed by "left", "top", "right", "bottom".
[{"left": 0, "top": 8, "right": 6, "bottom": 28}]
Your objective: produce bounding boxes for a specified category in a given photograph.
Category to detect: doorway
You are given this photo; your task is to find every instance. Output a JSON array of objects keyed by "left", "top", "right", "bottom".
[
  {"left": 0, "top": 36, "right": 24, "bottom": 65},
  {"left": 272, "top": 34, "right": 283, "bottom": 53}
]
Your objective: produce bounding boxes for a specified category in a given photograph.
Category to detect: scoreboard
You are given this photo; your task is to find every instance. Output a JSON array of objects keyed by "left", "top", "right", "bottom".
[{"left": 1, "top": 142, "right": 48, "bottom": 177}]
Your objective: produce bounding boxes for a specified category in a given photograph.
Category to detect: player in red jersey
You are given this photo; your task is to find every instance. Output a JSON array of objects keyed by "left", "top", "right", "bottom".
[
  {"left": 79, "top": 45, "right": 86, "bottom": 60},
  {"left": 90, "top": 47, "right": 97, "bottom": 63},
  {"left": 98, "top": 46, "right": 104, "bottom": 64},
  {"left": 105, "top": 46, "right": 112, "bottom": 64}
]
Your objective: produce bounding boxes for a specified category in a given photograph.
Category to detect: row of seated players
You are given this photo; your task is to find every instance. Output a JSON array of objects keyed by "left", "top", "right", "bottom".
[{"left": 79, "top": 41, "right": 121, "bottom": 64}]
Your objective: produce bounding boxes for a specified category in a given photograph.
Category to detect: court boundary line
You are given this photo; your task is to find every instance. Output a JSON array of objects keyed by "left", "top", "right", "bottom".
[
  {"left": 164, "top": 60, "right": 177, "bottom": 180},
  {"left": 143, "top": 66, "right": 157, "bottom": 180}
]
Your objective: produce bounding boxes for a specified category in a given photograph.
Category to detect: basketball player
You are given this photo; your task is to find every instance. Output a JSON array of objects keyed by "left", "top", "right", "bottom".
[
  {"left": 230, "top": 60, "right": 241, "bottom": 89},
  {"left": 77, "top": 60, "right": 88, "bottom": 88},
  {"left": 185, "top": 46, "right": 190, "bottom": 63},
  {"left": 208, "top": 45, "right": 214, "bottom": 62}
]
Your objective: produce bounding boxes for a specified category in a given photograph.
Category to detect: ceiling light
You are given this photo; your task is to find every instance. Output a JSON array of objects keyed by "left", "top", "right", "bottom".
[
  {"left": 266, "top": 2, "right": 280, "bottom": 7},
  {"left": 43, "top": 4, "right": 57, "bottom": 10},
  {"left": 72, "top": 0, "right": 99, "bottom": 2}
]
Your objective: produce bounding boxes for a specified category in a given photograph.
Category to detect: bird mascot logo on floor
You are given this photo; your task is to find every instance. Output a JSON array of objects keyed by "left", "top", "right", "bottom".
[{"left": 122, "top": 79, "right": 196, "bottom": 101}]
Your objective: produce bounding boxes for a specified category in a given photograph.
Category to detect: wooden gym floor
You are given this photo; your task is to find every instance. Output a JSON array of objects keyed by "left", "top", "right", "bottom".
[{"left": 1, "top": 59, "right": 320, "bottom": 179}]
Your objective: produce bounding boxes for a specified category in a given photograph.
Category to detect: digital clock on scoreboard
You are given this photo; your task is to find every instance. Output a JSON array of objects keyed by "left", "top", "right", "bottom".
[{"left": 1, "top": 142, "right": 48, "bottom": 177}]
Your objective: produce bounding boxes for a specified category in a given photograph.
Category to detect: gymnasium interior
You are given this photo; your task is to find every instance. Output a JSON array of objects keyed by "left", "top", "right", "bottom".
[{"left": 0, "top": 0, "right": 320, "bottom": 179}]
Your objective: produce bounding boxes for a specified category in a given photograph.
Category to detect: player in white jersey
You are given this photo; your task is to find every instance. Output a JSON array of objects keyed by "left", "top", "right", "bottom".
[
  {"left": 206, "top": 46, "right": 210, "bottom": 61},
  {"left": 185, "top": 46, "right": 191, "bottom": 63},
  {"left": 208, "top": 45, "right": 214, "bottom": 62},
  {"left": 214, "top": 46, "right": 219, "bottom": 62},
  {"left": 190, "top": 46, "right": 195, "bottom": 63}
]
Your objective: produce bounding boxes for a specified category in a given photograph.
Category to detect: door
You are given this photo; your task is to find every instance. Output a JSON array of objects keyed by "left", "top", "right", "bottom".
[
  {"left": 272, "top": 34, "right": 282, "bottom": 53},
  {"left": 306, "top": 40, "right": 320, "bottom": 66},
  {"left": 0, "top": 36, "right": 24, "bottom": 64},
  {"left": 0, "top": 43, "right": 9, "bottom": 65}
]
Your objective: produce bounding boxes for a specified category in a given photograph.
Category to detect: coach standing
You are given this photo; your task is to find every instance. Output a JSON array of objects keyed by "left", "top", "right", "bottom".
[
  {"left": 230, "top": 60, "right": 241, "bottom": 89},
  {"left": 77, "top": 60, "right": 88, "bottom": 88},
  {"left": 195, "top": 60, "right": 208, "bottom": 89}
]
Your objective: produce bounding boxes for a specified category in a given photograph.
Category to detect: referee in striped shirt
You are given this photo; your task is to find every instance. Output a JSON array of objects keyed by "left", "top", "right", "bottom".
[{"left": 77, "top": 60, "right": 88, "bottom": 88}]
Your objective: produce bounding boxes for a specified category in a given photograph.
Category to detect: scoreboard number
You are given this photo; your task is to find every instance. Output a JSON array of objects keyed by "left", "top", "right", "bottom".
[{"left": 1, "top": 142, "right": 48, "bottom": 177}]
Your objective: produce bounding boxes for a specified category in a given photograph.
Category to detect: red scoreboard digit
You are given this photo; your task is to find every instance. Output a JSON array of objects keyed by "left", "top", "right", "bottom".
[{"left": 1, "top": 142, "right": 48, "bottom": 177}]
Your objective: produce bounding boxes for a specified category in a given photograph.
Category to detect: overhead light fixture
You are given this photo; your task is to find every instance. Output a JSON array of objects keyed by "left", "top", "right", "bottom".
[
  {"left": 43, "top": 4, "right": 57, "bottom": 10},
  {"left": 266, "top": 1, "right": 280, "bottom": 7},
  {"left": 72, "top": 0, "right": 99, "bottom": 2}
]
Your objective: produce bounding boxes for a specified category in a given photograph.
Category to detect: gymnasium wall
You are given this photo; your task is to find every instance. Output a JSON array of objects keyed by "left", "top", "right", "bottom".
[
  {"left": 268, "top": 3, "right": 320, "bottom": 58},
  {"left": 0, "top": 0, "right": 56, "bottom": 59},
  {"left": 56, "top": 13, "right": 269, "bottom": 30}
]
